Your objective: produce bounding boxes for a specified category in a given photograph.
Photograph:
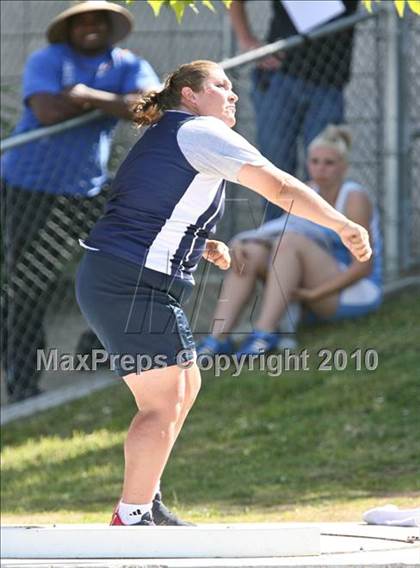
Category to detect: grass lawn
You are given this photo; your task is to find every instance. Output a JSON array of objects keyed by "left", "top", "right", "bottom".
[{"left": 1, "top": 289, "right": 419, "bottom": 524}]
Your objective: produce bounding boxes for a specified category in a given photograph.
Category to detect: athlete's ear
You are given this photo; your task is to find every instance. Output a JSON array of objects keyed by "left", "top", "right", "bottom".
[{"left": 180, "top": 86, "right": 197, "bottom": 105}]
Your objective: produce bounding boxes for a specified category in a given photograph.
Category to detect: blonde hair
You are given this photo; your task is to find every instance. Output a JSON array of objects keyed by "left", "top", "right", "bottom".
[
  {"left": 132, "top": 60, "right": 220, "bottom": 127},
  {"left": 309, "top": 124, "right": 352, "bottom": 161}
]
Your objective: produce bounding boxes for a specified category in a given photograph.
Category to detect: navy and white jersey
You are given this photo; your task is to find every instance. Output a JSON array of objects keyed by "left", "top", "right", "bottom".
[{"left": 84, "top": 111, "right": 268, "bottom": 283}]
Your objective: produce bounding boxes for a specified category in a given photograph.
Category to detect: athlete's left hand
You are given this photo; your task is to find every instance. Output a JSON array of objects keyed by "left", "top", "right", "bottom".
[{"left": 202, "top": 240, "right": 231, "bottom": 270}]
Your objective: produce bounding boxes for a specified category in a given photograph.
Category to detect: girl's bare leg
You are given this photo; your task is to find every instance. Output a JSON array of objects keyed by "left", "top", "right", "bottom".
[
  {"left": 211, "top": 242, "right": 270, "bottom": 337},
  {"left": 256, "top": 233, "right": 341, "bottom": 332}
]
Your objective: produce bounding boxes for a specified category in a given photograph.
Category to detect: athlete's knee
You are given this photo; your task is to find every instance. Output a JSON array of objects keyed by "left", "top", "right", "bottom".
[
  {"left": 130, "top": 383, "right": 185, "bottom": 423},
  {"left": 160, "top": 382, "right": 186, "bottom": 416},
  {"left": 142, "top": 396, "right": 185, "bottom": 427}
]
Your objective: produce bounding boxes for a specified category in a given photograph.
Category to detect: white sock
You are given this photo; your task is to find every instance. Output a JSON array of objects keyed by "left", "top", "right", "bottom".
[
  {"left": 154, "top": 480, "right": 161, "bottom": 497},
  {"left": 118, "top": 500, "right": 153, "bottom": 525}
]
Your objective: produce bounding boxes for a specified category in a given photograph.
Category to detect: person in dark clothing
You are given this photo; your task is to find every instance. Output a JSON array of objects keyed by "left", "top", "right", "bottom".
[
  {"left": 230, "top": 0, "right": 359, "bottom": 220},
  {"left": 1, "top": 1, "right": 160, "bottom": 403}
]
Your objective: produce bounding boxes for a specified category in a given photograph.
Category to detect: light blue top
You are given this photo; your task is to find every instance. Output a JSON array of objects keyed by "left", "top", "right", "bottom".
[
  {"left": 235, "top": 180, "right": 383, "bottom": 288},
  {"left": 1, "top": 43, "right": 160, "bottom": 196}
]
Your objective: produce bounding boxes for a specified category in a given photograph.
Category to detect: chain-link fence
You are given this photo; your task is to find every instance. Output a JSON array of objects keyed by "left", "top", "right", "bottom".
[
  {"left": 221, "top": 5, "right": 385, "bottom": 237},
  {"left": 401, "top": 13, "right": 420, "bottom": 271},
  {"left": 1, "top": 1, "right": 419, "bottom": 403}
]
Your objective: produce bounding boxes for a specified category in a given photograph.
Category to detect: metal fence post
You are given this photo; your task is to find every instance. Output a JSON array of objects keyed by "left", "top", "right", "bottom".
[
  {"left": 399, "top": 14, "right": 415, "bottom": 273},
  {"left": 382, "top": 5, "right": 402, "bottom": 279}
]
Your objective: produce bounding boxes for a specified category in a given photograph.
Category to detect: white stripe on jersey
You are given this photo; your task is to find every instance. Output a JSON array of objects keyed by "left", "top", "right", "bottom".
[
  {"left": 183, "top": 184, "right": 225, "bottom": 266},
  {"left": 145, "top": 173, "right": 222, "bottom": 278}
]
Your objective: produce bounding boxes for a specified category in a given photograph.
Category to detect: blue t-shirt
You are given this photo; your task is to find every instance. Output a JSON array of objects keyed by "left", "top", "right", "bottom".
[{"left": 1, "top": 43, "right": 160, "bottom": 196}]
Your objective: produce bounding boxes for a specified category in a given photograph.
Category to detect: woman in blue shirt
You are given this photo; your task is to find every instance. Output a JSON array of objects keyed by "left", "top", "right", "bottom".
[{"left": 76, "top": 59, "right": 371, "bottom": 526}]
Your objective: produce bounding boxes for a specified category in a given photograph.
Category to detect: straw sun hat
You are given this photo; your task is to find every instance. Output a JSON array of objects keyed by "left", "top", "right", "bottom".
[{"left": 47, "top": 1, "right": 134, "bottom": 44}]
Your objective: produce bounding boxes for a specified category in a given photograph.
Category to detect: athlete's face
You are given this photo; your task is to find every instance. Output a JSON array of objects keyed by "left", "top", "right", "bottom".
[
  {"left": 183, "top": 67, "right": 238, "bottom": 127},
  {"left": 307, "top": 146, "right": 347, "bottom": 189}
]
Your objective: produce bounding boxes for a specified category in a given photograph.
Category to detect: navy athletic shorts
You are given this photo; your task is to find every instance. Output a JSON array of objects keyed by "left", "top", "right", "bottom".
[{"left": 75, "top": 251, "right": 196, "bottom": 377}]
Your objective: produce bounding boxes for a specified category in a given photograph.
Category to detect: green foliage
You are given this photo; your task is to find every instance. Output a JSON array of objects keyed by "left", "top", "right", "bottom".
[
  {"left": 363, "top": 0, "right": 420, "bottom": 16},
  {"left": 124, "top": 0, "right": 420, "bottom": 24},
  {"left": 2, "top": 290, "right": 419, "bottom": 523},
  {"left": 126, "top": 0, "right": 420, "bottom": 21},
  {"left": 126, "top": 0, "right": 232, "bottom": 23}
]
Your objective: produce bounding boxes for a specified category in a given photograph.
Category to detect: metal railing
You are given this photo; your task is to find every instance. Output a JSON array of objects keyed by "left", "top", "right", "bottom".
[
  {"left": 221, "top": 8, "right": 378, "bottom": 70},
  {"left": 1, "top": 9, "right": 379, "bottom": 150},
  {"left": 0, "top": 110, "right": 103, "bottom": 152}
]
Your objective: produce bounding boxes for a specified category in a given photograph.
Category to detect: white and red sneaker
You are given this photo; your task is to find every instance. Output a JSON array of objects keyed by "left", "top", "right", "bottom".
[
  {"left": 110, "top": 494, "right": 194, "bottom": 526},
  {"left": 110, "top": 507, "right": 154, "bottom": 526}
]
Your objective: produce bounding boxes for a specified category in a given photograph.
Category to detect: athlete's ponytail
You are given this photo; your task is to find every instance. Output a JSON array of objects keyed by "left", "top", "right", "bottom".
[
  {"left": 132, "top": 89, "right": 167, "bottom": 126},
  {"left": 132, "top": 60, "right": 220, "bottom": 127}
]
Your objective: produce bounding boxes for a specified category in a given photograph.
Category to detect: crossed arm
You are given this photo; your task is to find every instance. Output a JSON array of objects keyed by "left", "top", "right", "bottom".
[{"left": 29, "top": 85, "right": 139, "bottom": 126}]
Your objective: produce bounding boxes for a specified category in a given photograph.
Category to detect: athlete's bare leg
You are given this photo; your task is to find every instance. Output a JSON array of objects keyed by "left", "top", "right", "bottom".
[{"left": 121, "top": 362, "right": 201, "bottom": 504}]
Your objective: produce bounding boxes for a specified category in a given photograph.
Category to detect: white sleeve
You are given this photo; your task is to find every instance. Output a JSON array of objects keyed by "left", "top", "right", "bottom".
[{"left": 177, "top": 116, "right": 270, "bottom": 182}]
